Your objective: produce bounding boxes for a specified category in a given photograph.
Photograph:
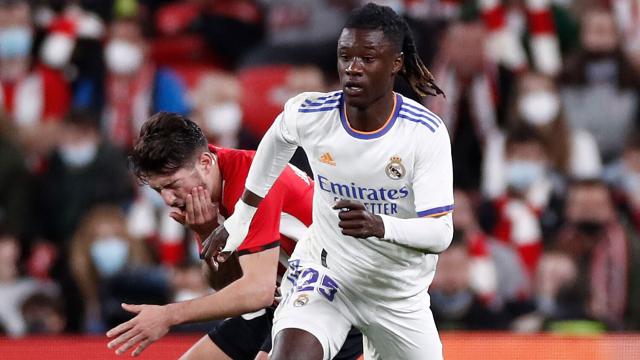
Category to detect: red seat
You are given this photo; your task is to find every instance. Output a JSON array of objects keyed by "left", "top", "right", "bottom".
[
  {"left": 155, "top": 2, "right": 200, "bottom": 35},
  {"left": 238, "top": 65, "right": 293, "bottom": 138},
  {"left": 169, "top": 64, "right": 222, "bottom": 90},
  {"left": 149, "top": 34, "right": 223, "bottom": 68}
]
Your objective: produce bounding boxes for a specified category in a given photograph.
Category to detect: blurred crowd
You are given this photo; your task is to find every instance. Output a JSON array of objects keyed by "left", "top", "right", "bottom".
[{"left": 0, "top": 0, "right": 639, "bottom": 337}]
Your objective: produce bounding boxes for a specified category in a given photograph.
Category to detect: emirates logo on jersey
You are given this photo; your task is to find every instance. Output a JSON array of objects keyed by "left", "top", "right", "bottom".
[{"left": 385, "top": 155, "right": 405, "bottom": 180}]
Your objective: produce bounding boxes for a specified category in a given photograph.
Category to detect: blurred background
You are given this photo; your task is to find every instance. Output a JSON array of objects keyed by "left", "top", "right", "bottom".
[{"left": 0, "top": 0, "right": 639, "bottom": 358}]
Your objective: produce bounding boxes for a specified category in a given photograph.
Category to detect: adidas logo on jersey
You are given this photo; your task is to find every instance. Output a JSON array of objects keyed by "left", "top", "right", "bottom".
[{"left": 319, "top": 152, "right": 336, "bottom": 166}]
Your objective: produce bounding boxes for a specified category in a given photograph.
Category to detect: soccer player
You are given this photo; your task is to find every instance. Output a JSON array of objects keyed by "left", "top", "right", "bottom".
[
  {"left": 204, "top": 3, "right": 453, "bottom": 360},
  {"left": 105, "top": 113, "right": 362, "bottom": 360}
]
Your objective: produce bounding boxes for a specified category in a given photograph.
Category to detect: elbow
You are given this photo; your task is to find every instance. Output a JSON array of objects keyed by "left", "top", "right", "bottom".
[
  {"left": 254, "top": 285, "right": 275, "bottom": 308},
  {"left": 430, "top": 221, "right": 454, "bottom": 254}
]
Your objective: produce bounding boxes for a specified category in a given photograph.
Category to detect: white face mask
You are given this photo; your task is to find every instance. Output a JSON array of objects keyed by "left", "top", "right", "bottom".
[
  {"left": 505, "top": 160, "right": 546, "bottom": 192},
  {"left": 40, "top": 33, "right": 75, "bottom": 68},
  {"left": 90, "top": 236, "right": 129, "bottom": 277},
  {"left": 59, "top": 141, "right": 98, "bottom": 168},
  {"left": 205, "top": 102, "right": 242, "bottom": 147},
  {"left": 105, "top": 39, "right": 143, "bottom": 75},
  {"left": 0, "top": 26, "right": 32, "bottom": 59},
  {"left": 518, "top": 90, "right": 560, "bottom": 126}
]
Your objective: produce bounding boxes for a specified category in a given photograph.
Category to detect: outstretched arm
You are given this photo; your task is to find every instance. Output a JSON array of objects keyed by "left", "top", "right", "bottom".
[{"left": 106, "top": 247, "right": 279, "bottom": 357}]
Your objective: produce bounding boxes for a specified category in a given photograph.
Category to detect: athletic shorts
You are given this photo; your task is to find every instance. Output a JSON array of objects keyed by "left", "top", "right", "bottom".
[
  {"left": 208, "top": 308, "right": 363, "bottom": 360},
  {"left": 273, "top": 258, "right": 443, "bottom": 360}
]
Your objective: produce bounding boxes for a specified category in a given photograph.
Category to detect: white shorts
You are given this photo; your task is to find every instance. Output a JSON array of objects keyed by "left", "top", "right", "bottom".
[{"left": 272, "top": 259, "right": 443, "bottom": 360}]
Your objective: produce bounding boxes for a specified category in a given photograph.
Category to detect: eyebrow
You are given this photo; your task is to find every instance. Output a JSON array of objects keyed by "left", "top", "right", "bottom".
[{"left": 153, "top": 178, "right": 179, "bottom": 191}]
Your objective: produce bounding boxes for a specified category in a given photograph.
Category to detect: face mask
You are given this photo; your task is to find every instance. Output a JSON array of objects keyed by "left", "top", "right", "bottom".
[
  {"left": 40, "top": 33, "right": 75, "bottom": 68},
  {"left": 105, "top": 39, "right": 143, "bottom": 75},
  {"left": 59, "top": 141, "right": 98, "bottom": 168},
  {"left": 505, "top": 160, "right": 545, "bottom": 192},
  {"left": 90, "top": 236, "right": 129, "bottom": 277},
  {"left": 205, "top": 102, "right": 242, "bottom": 135},
  {"left": 0, "top": 26, "right": 33, "bottom": 59},
  {"left": 621, "top": 170, "right": 640, "bottom": 195},
  {"left": 573, "top": 220, "right": 606, "bottom": 237},
  {"left": 518, "top": 90, "right": 560, "bottom": 126}
]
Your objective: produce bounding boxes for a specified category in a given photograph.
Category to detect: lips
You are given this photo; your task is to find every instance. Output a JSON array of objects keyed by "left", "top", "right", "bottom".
[{"left": 344, "top": 80, "right": 364, "bottom": 96}]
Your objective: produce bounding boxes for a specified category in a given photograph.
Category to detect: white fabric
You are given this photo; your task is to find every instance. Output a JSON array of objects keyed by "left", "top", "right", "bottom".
[
  {"left": 379, "top": 213, "right": 453, "bottom": 253},
  {"left": 221, "top": 199, "right": 258, "bottom": 252},
  {"left": 273, "top": 259, "right": 442, "bottom": 360}
]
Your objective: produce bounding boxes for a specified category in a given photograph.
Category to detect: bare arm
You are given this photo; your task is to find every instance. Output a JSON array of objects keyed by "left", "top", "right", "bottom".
[{"left": 106, "top": 247, "right": 279, "bottom": 357}]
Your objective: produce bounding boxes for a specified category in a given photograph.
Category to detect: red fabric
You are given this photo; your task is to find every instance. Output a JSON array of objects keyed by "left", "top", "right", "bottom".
[
  {"left": 39, "top": 65, "right": 71, "bottom": 121},
  {"left": 49, "top": 17, "right": 76, "bottom": 36},
  {"left": 517, "top": 242, "right": 542, "bottom": 274},
  {"left": 156, "top": 2, "right": 201, "bottom": 35},
  {"left": 1, "top": 82, "right": 15, "bottom": 113},
  {"left": 527, "top": 10, "right": 556, "bottom": 35},
  {"left": 483, "top": 5, "right": 506, "bottom": 31},
  {"left": 160, "top": 241, "right": 184, "bottom": 266},
  {"left": 211, "top": 145, "right": 313, "bottom": 256}
]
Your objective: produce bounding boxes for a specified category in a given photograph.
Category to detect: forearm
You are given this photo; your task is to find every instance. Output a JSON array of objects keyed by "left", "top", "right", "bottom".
[
  {"left": 202, "top": 253, "right": 243, "bottom": 290},
  {"left": 378, "top": 213, "right": 453, "bottom": 253},
  {"left": 166, "top": 275, "right": 273, "bottom": 325},
  {"left": 244, "top": 121, "right": 298, "bottom": 198}
]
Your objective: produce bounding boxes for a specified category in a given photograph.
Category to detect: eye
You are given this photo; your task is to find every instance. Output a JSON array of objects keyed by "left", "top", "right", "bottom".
[
  {"left": 363, "top": 56, "right": 375, "bottom": 63},
  {"left": 339, "top": 54, "right": 351, "bottom": 62}
]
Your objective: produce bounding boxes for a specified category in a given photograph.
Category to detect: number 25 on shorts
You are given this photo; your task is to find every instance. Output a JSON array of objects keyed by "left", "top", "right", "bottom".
[{"left": 295, "top": 267, "right": 339, "bottom": 302}]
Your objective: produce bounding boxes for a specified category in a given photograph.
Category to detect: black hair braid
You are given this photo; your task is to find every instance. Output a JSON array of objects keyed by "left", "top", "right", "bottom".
[{"left": 399, "top": 20, "right": 444, "bottom": 98}]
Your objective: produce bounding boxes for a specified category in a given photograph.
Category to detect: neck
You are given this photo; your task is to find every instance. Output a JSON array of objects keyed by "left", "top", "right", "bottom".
[{"left": 345, "top": 91, "right": 395, "bottom": 132}]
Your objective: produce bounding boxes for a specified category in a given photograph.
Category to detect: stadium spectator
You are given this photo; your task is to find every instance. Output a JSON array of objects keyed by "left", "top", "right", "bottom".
[
  {"left": 553, "top": 179, "right": 640, "bottom": 330},
  {"left": 75, "top": 15, "right": 190, "bottom": 149},
  {"left": 482, "top": 71, "right": 602, "bottom": 200},
  {"left": 0, "top": 231, "right": 57, "bottom": 336},
  {"left": 560, "top": 5, "right": 640, "bottom": 162},
  {"left": 427, "top": 20, "right": 516, "bottom": 192},
  {"left": 20, "top": 291, "right": 66, "bottom": 335},
  {"left": 69, "top": 205, "right": 167, "bottom": 333},
  {"left": 0, "top": 0, "right": 71, "bottom": 165}
]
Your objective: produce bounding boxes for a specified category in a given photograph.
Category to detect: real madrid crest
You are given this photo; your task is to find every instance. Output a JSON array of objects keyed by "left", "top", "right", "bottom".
[
  {"left": 385, "top": 155, "right": 405, "bottom": 180},
  {"left": 293, "top": 294, "right": 309, "bottom": 307}
]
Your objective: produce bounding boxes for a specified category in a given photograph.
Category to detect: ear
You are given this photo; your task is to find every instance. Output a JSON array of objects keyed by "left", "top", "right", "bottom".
[
  {"left": 392, "top": 52, "right": 404, "bottom": 75},
  {"left": 198, "top": 151, "right": 215, "bottom": 173}
]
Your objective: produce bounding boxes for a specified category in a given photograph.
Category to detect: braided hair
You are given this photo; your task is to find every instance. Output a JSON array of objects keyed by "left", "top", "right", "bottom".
[{"left": 344, "top": 3, "right": 444, "bottom": 97}]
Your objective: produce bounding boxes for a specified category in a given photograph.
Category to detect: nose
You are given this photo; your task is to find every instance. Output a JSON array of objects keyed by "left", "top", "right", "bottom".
[
  {"left": 345, "top": 57, "right": 363, "bottom": 76},
  {"left": 160, "top": 189, "right": 177, "bottom": 207}
]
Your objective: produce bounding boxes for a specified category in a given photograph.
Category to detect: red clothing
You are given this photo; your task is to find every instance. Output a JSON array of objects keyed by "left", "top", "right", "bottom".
[{"left": 210, "top": 145, "right": 313, "bottom": 278}]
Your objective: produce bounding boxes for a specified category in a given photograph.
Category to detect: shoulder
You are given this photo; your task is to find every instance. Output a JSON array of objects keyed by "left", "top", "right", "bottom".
[
  {"left": 284, "top": 91, "right": 343, "bottom": 115},
  {"left": 212, "top": 145, "right": 255, "bottom": 178},
  {"left": 397, "top": 95, "right": 448, "bottom": 138}
]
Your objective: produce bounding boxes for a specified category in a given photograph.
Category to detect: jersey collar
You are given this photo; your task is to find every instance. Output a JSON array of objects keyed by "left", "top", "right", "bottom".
[{"left": 339, "top": 92, "right": 402, "bottom": 140}]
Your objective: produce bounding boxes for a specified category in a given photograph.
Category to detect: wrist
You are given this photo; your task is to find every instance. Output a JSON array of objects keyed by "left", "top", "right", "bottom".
[
  {"left": 378, "top": 214, "right": 395, "bottom": 240},
  {"left": 164, "top": 303, "right": 184, "bottom": 326}
]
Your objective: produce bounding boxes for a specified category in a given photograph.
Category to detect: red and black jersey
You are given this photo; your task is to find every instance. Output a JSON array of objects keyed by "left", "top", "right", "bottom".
[{"left": 210, "top": 145, "right": 313, "bottom": 282}]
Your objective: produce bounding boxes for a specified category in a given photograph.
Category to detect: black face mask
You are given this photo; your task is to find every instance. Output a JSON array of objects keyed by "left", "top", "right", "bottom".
[{"left": 573, "top": 220, "right": 606, "bottom": 237}]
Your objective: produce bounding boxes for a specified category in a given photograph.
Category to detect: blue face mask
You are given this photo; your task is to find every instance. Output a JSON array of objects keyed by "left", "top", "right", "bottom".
[
  {"left": 0, "top": 26, "right": 33, "bottom": 59},
  {"left": 505, "top": 160, "right": 545, "bottom": 192},
  {"left": 90, "top": 236, "right": 129, "bottom": 277}
]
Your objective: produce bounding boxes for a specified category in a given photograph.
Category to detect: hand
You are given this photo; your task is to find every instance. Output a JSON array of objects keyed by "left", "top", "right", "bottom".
[
  {"left": 200, "top": 224, "right": 232, "bottom": 265},
  {"left": 333, "top": 199, "right": 384, "bottom": 238},
  {"left": 106, "top": 303, "right": 173, "bottom": 357},
  {"left": 185, "top": 186, "right": 219, "bottom": 239}
]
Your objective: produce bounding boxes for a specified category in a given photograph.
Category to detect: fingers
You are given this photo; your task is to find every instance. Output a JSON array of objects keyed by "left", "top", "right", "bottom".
[
  {"left": 121, "top": 303, "right": 142, "bottom": 314},
  {"left": 339, "top": 228, "right": 368, "bottom": 238},
  {"left": 115, "top": 332, "right": 145, "bottom": 355},
  {"left": 186, "top": 192, "right": 196, "bottom": 223},
  {"left": 107, "top": 324, "right": 138, "bottom": 349},
  {"left": 338, "top": 209, "right": 367, "bottom": 221},
  {"left": 205, "top": 256, "right": 219, "bottom": 271},
  {"left": 133, "top": 339, "right": 153, "bottom": 357},
  {"left": 200, "top": 225, "right": 226, "bottom": 260},
  {"left": 106, "top": 320, "right": 133, "bottom": 339},
  {"left": 169, "top": 211, "right": 185, "bottom": 224},
  {"left": 216, "top": 251, "right": 233, "bottom": 263},
  {"left": 333, "top": 199, "right": 366, "bottom": 211},
  {"left": 337, "top": 220, "right": 364, "bottom": 229}
]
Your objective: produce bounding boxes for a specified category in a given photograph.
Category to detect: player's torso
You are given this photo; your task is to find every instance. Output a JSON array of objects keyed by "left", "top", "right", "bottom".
[{"left": 292, "top": 92, "right": 439, "bottom": 302}]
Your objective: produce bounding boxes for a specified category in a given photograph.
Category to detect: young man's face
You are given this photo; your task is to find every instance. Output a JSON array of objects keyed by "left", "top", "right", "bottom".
[
  {"left": 337, "top": 28, "right": 402, "bottom": 108},
  {"left": 147, "top": 152, "right": 220, "bottom": 216}
]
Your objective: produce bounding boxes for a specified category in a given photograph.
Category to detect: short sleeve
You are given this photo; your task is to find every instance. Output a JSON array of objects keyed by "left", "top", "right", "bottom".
[
  {"left": 275, "top": 93, "right": 308, "bottom": 146},
  {"left": 413, "top": 125, "right": 454, "bottom": 217}
]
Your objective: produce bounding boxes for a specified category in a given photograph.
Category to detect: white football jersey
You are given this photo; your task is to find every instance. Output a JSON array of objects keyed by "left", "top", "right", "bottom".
[{"left": 270, "top": 90, "right": 453, "bottom": 302}]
